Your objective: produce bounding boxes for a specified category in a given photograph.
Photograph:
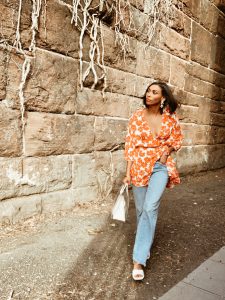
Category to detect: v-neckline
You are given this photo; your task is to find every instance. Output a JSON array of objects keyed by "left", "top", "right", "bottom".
[{"left": 142, "top": 108, "right": 164, "bottom": 138}]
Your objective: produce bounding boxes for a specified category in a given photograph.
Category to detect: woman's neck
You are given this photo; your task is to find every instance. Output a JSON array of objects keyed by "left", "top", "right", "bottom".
[{"left": 145, "top": 105, "right": 161, "bottom": 115}]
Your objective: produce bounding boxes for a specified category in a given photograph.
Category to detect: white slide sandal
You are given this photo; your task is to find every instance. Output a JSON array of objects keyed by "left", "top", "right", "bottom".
[{"left": 132, "top": 269, "right": 144, "bottom": 281}]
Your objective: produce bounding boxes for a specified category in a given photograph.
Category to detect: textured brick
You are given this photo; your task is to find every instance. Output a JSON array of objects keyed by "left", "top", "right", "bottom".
[
  {"left": 151, "top": 22, "right": 190, "bottom": 60},
  {"left": 0, "top": 156, "right": 72, "bottom": 201},
  {"left": 25, "top": 49, "right": 78, "bottom": 114},
  {"left": 170, "top": 57, "right": 187, "bottom": 88},
  {"left": 136, "top": 42, "right": 171, "bottom": 81},
  {"left": 24, "top": 112, "right": 95, "bottom": 156},
  {"left": 76, "top": 88, "right": 142, "bottom": 118},
  {"left": 0, "top": 103, "right": 22, "bottom": 157},
  {"left": 191, "top": 22, "right": 217, "bottom": 67}
]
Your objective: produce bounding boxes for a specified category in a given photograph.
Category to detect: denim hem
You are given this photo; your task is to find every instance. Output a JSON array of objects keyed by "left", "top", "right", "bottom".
[{"left": 133, "top": 255, "right": 146, "bottom": 267}]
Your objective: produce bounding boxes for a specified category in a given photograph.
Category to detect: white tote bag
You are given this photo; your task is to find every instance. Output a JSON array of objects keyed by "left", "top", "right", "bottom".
[{"left": 111, "top": 183, "right": 129, "bottom": 222}]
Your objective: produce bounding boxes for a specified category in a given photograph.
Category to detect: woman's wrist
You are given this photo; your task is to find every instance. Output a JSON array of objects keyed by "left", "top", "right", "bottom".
[{"left": 162, "top": 151, "right": 169, "bottom": 157}]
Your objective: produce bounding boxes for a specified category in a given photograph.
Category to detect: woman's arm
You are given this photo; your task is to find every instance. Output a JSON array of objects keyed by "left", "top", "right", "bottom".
[{"left": 126, "top": 161, "right": 133, "bottom": 176}]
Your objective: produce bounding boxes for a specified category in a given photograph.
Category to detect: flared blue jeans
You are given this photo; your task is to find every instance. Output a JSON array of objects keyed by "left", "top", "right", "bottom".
[{"left": 131, "top": 161, "right": 169, "bottom": 266}]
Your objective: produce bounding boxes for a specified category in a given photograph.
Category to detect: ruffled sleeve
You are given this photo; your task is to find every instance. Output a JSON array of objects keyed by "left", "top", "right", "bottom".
[
  {"left": 166, "top": 114, "right": 183, "bottom": 151},
  {"left": 124, "top": 114, "right": 136, "bottom": 161}
]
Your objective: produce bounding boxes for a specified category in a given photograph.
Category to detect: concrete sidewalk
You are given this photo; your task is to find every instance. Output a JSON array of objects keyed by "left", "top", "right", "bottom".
[{"left": 159, "top": 246, "right": 225, "bottom": 300}]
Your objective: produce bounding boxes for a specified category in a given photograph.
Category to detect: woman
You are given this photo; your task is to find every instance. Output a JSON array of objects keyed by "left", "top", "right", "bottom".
[{"left": 123, "top": 81, "right": 183, "bottom": 281}]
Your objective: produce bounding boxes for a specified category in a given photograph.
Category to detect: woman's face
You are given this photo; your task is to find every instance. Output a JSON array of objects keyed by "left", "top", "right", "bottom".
[{"left": 145, "top": 84, "right": 164, "bottom": 107}]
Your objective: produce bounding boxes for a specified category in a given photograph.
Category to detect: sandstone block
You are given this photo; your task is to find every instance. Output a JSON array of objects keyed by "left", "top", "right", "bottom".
[
  {"left": 186, "top": 61, "right": 225, "bottom": 89},
  {"left": 181, "top": 123, "right": 220, "bottom": 146},
  {"left": 72, "top": 153, "right": 96, "bottom": 188},
  {"left": 37, "top": 0, "right": 80, "bottom": 59},
  {"left": 218, "top": 13, "right": 225, "bottom": 39},
  {"left": 0, "top": 1, "right": 31, "bottom": 47},
  {"left": 76, "top": 88, "right": 142, "bottom": 118},
  {"left": 94, "top": 117, "right": 127, "bottom": 151},
  {"left": 0, "top": 156, "right": 72, "bottom": 201},
  {"left": 170, "top": 57, "right": 187, "bottom": 88},
  {"left": 184, "top": 75, "right": 221, "bottom": 100},
  {"left": 0, "top": 50, "right": 7, "bottom": 100},
  {"left": 210, "top": 112, "right": 225, "bottom": 127},
  {"left": 177, "top": 144, "right": 225, "bottom": 175},
  {"left": 199, "top": 0, "right": 219, "bottom": 34},
  {"left": 3, "top": 52, "right": 24, "bottom": 110},
  {"left": 136, "top": 43, "right": 170, "bottom": 81},
  {"left": 0, "top": 194, "right": 42, "bottom": 225},
  {"left": 178, "top": 105, "right": 199, "bottom": 124},
  {"left": 71, "top": 186, "right": 99, "bottom": 203},
  {"left": 0, "top": 103, "right": 22, "bottom": 157},
  {"left": 130, "top": 0, "right": 144, "bottom": 10},
  {"left": 24, "top": 112, "right": 95, "bottom": 156},
  {"left": 191, "top": 22, "right": 217, "bottom": 67},
  {"left": 25, "top": 49, "right": 78, "bottom": 114},
  {"left": 111, "top": 150, "right": 127, "bottom": 191},
  {"left": 211, "top": 36, "right": 225, "bottom": 75},
  {"left": 180, "top": 0, "right": 201, "bottom": 22},
  {"left": 101, "top": 25, "right": 137, "bottom": 73},
  {"left": 106, "top": 67, "right": 141, "bottom": 97},
  {"left": 151, "top": 22, "right": 190, "bottom": 60},
  {"left": 162, "top": 7, "right": 191, "bottom": 38}
]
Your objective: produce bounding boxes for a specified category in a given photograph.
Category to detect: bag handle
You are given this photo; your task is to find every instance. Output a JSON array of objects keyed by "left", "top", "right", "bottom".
[{"left": 119, "top": 183, "right": 129, "bottom": 196}]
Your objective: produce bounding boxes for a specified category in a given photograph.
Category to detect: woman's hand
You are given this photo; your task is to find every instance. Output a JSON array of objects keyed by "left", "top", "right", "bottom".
[
  {"left": 123, "top": 174, "right": 131, "bottom": 185},
  {"left": 159, "top": 153, "right": 169, "bottom": 165}
]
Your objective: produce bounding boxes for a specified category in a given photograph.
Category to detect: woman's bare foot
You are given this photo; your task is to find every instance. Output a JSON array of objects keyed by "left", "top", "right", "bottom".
[{"left": 132, "top": 261, "right": 144, "bottom": 280}]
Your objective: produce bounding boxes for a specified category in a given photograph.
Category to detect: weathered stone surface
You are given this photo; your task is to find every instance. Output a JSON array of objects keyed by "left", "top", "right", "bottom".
[
  {"left": 151, "top": 22, "right": 190, "bottom": 60},
  {"left": 173, "top": 88, "right": 223, "bottom": 115},
  {"left": 130, "top": 0, "right": 145, "bottom": 10},
  {"left": 0, "top": 103, "right": 22, "bottom": 157},
  {"left": 0, "top": 50, "right": 7, "bottom": 100},
  {"left": 181, "top": 123, "right": 225, "bottom": 146},
  {"left": 72, "top": 153, "right": 96, "bottom": 188},
  {"left": 170, "top": 57, "right": 187, "bottom": 88},
  {"left": 191, "top": 22, "right": 217, "bottom": 67},
  {"left": 106, "top": 67, "right": 153, "bottom": 98},
  {"left": 211, "top": 35, "right": 225, "bottom": 75},
  {"left": 186, "top": 61, "right": 225, "bottom": 89},
  {"left": 25, "top": 49, "right": 78, "bottom": 114},
  {"left": 3, "top": 51, "right": 24, "bottom": 109},
  {"left": 162, "top": 7, "right": 191, "bottom": 38},
  {"left": 83, "top": 61, "right": 153, "bottom": 98},
  {"left": 184, "top": 75, "right": 221, "bottom": 100},
  {"left": 111, "top": 150, "right": 127, "bottom": 190},
  {"left": 24, "top": 112, "right": 95, "bottom": 156},
  {"left": 0, "top": 156, "right": 72, "bottom": 201},
  {"left": 37, "top": 0, "right": 80, "bottom": 59},
  {"left": 94, "top": 117, "right": 127, "bottom": 151},
  {"left": 180, "top": 0, "right": 202, "bottom": 22},
  {"left": 76, "top": 88, "right": 142, "bottom": 118},
  {"left": 177, "top": 144, "right": 225, "bottom": 175},
  {"left": 101, "top": 25, "right": 137, "bottom": 73},
  {"left": 217, "top": 13, "right": 225, "bottom": 39},
  {"left": 73, "top": 151, "right": 118, "bottom": 201},
  {"left": 0, "top": 0, "right": 31, "bottom": 47},
  {"left": 0, "top": 194, "right": 42, "bottom": 224},
  {"left": 178, "top": 105, "right": 199, "bottom": 124},
  {"left": 210, "top": 112, "right": 225, "bottom": 127},
  {"left": 136, "top": 42, "right": 171, "bottom": 81},
  {"left": 199, "top": 0, "right": 219, "bottom": 34},
  {"left": 71, "top": 150, "right": 126, "bottom": 202}
]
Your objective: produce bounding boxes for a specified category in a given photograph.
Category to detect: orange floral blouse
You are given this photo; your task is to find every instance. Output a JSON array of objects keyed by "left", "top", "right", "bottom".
[{"left": 124, "top": 106, "right": 183, "bottom": 188}]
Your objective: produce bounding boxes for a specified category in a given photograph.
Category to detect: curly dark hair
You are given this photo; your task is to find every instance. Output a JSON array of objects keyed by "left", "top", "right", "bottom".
[{"left": 142, "top": 81, "right": 180, "bottom": 114}]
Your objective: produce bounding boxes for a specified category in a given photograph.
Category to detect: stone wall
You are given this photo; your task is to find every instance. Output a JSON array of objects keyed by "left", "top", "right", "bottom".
[{"left": 0, "top": 0, "right": 225, "bottom": 223}]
